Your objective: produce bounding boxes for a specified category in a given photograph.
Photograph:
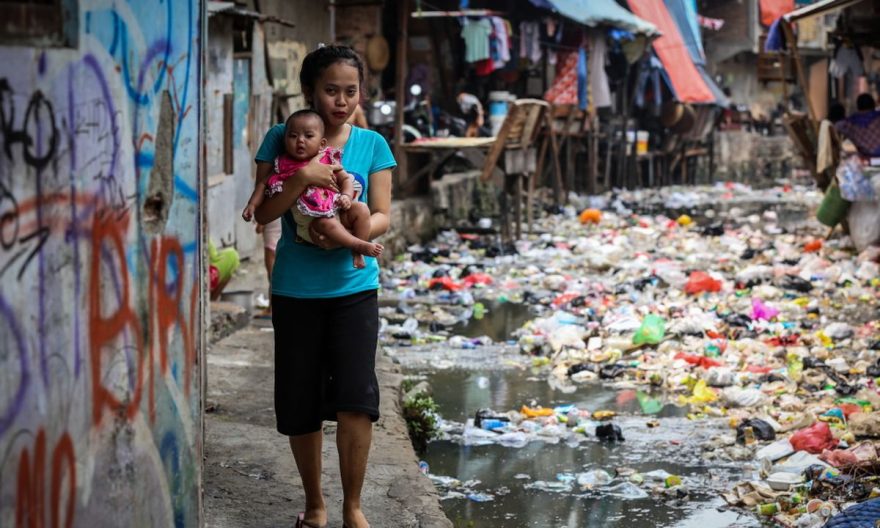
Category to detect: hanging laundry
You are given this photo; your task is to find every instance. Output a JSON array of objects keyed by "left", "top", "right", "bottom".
[
  {"left": 589, "top": 31, "right": 612, "bottom": 109},
  {"left": 490, "top": 17, "right": 510, "bottom": 68},
  {"left": 577, "top": 47, "right": 588, "bottom": 111},
  {"left": 829, "top": 45, "right": 864, "bottom": 78},
  {"left": 474, "top": 58, "right": 495, "bottom": 77},
  {"left": 543, "top": 51, "right": 578, "bottom": 105},
  {"left": 519, "top": 21, "right": 542, "bottom": 64},
  {"left": 635, "top": 55, "right": 664, "bottom": 115},
  {"left": 461, "top": 18, "right": 492, "bottom": 63}
]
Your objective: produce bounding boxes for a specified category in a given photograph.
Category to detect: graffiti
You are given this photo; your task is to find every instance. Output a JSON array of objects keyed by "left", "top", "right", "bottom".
[
  {"left": 0, "top": 0, "right": 202, "bottom": 525},
  {"left": 15, "top": 429, "right": 76, "bottom": 528},
  {"left": 88, "top": 211, "right": 145, "bottom": 426},
  {"left": 0, "top": 80, "right": 59, "bottom": 171}
]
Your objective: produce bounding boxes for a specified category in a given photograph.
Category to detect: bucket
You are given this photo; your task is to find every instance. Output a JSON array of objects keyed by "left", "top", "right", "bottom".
[
  {"left": 816, "top": 183, "right": 850, "bottom": 227},
  {"left": 636, "top": 131, "right": 649, "bottom": 155},
  {"left": 488, "top": 91, "right": 511, "bottom": 117}
]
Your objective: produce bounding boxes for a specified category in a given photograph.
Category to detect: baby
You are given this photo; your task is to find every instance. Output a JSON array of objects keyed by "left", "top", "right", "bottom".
[{"left": 242, "top": 110, "right": 383, "bottom": 268}]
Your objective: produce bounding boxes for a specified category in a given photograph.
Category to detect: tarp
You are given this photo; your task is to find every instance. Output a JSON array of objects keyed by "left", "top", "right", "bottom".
[
  {"left": 760, "top": 0, "right": 795, "bottom": 26},
  {"left": 664, "top": 0, "right": 729, "bottom": 106},
  {"left": 536, "top": 0, "right": 659, "bottom": 37},
  {"left": 627, "top": 0, "right": 717, "bottom": 104}
]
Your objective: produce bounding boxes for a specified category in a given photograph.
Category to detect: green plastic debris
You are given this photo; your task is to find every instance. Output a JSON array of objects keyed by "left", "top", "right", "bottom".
[{"left": 633, "top": 314, "right": 666, "bottom": 345}]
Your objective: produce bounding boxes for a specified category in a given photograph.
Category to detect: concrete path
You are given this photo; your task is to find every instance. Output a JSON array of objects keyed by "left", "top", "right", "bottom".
[{"left": 204, "top": 257, "right": 452, "bottom": 527}]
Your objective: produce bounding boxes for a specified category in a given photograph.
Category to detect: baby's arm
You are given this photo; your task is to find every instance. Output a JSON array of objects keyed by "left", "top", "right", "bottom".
[
  {"left": 335, "top": 170, "right": 356, "bottom": 210},
  {"left": 242, "top": 162, "right": 273, "bottom": 221}
]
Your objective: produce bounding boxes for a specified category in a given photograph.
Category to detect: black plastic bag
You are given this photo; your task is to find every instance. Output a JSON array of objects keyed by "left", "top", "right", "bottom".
[
  {"left": 735, "top": 418, "right": 776, "bottom": 444},
  {"left": 596, "top": 423, "right": 624, "bottom": 442}
]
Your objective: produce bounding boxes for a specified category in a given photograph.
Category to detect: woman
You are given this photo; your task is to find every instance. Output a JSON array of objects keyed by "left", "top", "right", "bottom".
[{"left": 253, "top": 45, "right": 395, "bottom": 528}]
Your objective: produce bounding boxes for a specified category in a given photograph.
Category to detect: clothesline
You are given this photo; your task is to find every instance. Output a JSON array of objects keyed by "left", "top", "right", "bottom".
[{"left": 411, "top": 9, "right": 504, "bottom": 18}]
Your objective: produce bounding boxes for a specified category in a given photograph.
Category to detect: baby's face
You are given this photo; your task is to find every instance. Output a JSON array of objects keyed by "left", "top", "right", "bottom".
[{"left": 285, "top": 115, "right": 325, "bottom": 160}]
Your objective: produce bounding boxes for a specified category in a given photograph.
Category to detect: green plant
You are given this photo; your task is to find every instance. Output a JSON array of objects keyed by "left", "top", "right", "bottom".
[{"left": 401, "top": 389, "right": 439, "bottom": 454}]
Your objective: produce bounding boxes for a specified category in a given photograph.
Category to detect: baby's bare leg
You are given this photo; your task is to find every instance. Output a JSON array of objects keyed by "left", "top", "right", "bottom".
[
  {"left": 339, "top": 202, "right": 383, "bottom": 268},
  {"left": 311, "top": 210, "right": 382, "bottom": 269}
]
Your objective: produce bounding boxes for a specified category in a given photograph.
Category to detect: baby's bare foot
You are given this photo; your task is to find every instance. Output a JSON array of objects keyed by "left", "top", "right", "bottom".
[
  {"left": 352, "top": 253, "right": 366, "bottom": 269},
  {"left": 352, "top": 241, "right": 383, "bottom": 258}
]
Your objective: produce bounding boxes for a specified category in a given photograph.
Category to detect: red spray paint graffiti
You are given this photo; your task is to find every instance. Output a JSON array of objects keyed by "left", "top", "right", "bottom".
[{"left": 15, "top": 429, "right": 76, "bottom": 528}]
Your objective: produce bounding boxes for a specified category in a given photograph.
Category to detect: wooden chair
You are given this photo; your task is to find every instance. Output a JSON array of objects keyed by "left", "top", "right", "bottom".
[{"left": 480, "top": 99, "right": 559, "bottom": 240}]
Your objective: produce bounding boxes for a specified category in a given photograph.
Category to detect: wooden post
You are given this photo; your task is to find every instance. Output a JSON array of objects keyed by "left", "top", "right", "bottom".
[
  {"left": 393, "top": 0, "right": 409, "bottom": 193},
  {"left": 782, "top": 20, "right": 817, "bottom": 124}
]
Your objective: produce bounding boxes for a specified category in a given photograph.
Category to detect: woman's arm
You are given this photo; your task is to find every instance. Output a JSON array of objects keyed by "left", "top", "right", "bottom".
[
  {"left": 254, "top": 156, "right": 341, "bottom": 224},
  {"left": 367, "top": 168, "right": 392, "bottom": 239}
]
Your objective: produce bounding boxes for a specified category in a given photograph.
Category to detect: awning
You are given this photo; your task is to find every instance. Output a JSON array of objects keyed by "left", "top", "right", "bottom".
[
  {"left": 627, "top": 0, "right": 718, "bottom": 104},
  {"left": 536, "top": 0, "right": 659, "bottom": 37},
  {"left": 207, "top": 1, "right": 295, "bottom": 27},
  {"left": 664, "top": 0, "right": 729, "bottom": 106},
  {"left": 783, "top": 0, "right": 866, "bottom": 22}
]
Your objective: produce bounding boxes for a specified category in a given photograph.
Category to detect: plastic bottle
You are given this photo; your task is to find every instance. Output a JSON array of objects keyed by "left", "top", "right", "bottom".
[
  {"left": 756, "top": 502, "right": 779, "bottom": 516},
  {"left": 787, "top": 352, "right": 804, "bottom": 382},
  {"left": 743, "top": 426, "right": 756, "bottom": 446}
]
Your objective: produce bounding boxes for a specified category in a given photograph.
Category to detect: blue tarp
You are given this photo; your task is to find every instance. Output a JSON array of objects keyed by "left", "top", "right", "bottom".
[{"left": 532, "top": 0, "right": 659, "bottom": 36}]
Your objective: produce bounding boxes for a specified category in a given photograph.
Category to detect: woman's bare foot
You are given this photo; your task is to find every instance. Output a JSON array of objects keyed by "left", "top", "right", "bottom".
[
  {"left": 298, "top": 507, "right": 327, "bottom": 528},
  {"left": 341, "top": 507, "right": 368, "bottom": 528}
]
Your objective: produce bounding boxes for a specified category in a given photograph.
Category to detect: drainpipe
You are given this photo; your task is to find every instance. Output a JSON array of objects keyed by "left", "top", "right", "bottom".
[{"left": 329, "top": 0, "right": 336, "bottom": 43}]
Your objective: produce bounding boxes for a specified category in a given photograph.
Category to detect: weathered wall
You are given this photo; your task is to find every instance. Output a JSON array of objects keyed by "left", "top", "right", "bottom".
[
  {"left": 259, "top": 0, "right": 331, "bottom": 111},
  {"left": 0, "top": 1, "right": 203, "bottom": 526}
]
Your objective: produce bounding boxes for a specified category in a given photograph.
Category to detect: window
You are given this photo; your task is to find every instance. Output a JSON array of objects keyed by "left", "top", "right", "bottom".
[{"left": 0, "top": 0, "right": 79, "bottom": 48}]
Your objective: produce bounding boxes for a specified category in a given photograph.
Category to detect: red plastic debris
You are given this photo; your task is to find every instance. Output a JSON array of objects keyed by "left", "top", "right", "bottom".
[{"left": 684, "top": 271, "right": 722, "bottom": 295}]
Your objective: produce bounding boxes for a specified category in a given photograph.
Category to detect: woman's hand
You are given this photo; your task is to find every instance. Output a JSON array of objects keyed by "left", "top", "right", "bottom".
[{"left": 299, "top": 154, "right": 341, "bottom": 190}]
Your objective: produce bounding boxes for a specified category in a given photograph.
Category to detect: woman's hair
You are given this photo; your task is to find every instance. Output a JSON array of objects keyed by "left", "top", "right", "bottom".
[{"left": 300, "top": 45, "right": 365, "bottom": 95}]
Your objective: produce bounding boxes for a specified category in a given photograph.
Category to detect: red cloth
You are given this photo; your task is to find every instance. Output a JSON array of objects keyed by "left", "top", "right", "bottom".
[
  {"left": 543, "top": 52, "right": 578, "bottom": 105},
  {"left": 474, "top": 59, "right": 495, "bottom": 77},
  {"left": 760, "top": 0, "right": 795, "bottom": 27},
  {"left": 627, "top": 0, "right": 715, "bottom": 104}
]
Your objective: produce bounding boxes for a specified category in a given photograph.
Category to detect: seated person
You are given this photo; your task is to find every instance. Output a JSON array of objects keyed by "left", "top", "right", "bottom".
[{"left": 835, "top": 93, "right": 880, "bottom": 157}]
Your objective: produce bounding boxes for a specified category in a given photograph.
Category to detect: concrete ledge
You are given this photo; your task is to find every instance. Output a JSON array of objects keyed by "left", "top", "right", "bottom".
[{"left": 208, "top": 301, "right": 249, "bottom": 344}]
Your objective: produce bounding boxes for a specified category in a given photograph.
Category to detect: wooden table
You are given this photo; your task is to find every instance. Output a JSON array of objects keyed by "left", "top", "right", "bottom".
[{"left": 399, "top": 137, "right": 497, "bottom": 194}]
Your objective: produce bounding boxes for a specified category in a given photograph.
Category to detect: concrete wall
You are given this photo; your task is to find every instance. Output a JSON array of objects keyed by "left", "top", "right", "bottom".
[
  {"left": 259, "top": 0, "right": 331, "bottom": 111},
  {"left": 0, "top": 1, "right": 203, "bottom": 526}
]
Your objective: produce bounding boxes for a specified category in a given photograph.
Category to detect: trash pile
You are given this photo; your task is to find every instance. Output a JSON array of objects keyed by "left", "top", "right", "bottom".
[{"left": 380, "top": 183, "right": 880, "bottom": 525}]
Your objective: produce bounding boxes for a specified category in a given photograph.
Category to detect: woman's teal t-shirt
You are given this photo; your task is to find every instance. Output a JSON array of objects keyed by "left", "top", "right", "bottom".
[{"left": 255, "top": 124, "right": 396, "bottom": 298}]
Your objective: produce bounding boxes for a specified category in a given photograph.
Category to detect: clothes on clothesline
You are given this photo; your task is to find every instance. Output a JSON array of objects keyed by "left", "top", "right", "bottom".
[
  {"left": 519, "top": 21, "right": 542, "bottom": 64},
  {"left": 461, "top": 18, "right": 493, "bottom": 63},
  {"left": 589, "top": 31, "right": 612, "bottom": 109},
  {"left": 544, "top": 51, "right": 579, "bottom": 106},
  {"left": 635, "top": 55, "right": 665, "bottom": 115},
  {"left": 829, "top": 45, "right": 864, "bottom": 79},
  {"left": 490, "top": 17, "right": 511, "bottom": 68}
]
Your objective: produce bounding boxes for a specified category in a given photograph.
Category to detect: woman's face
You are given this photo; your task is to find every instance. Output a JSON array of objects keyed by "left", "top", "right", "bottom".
[{"left": 309, "top": 61, "right": 360, "bottom": 129}]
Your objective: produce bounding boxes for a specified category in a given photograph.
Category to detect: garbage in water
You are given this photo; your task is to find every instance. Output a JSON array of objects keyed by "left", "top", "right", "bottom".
[{"left": 381, "top": 183, "right": 880, "bottom": 526}]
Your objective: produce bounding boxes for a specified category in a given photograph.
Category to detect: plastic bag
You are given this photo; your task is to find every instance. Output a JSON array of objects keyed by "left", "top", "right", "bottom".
[
  {"left": 579, "top": 208, "right": 602, "bottom": 224},
  {"left": 736, "top": 418, "right": 776, "bottom": 444},
  {"left": 684, "top": 271, "right": 722, "bottom": 295},
  {"left": 751, "top": 298, "right": 779, "bottom": 321},
  {"left": 789, "top": 422, "right": 838, "bottom": 454},
  {"left": 633, "top": 314, "right": 666, "bottom": 345},
  {"left": 678, "top": 380, "right": 718, "bottom": 405},
  {"left": 837, "top": 156, "right": 876, "bottom": 202}
]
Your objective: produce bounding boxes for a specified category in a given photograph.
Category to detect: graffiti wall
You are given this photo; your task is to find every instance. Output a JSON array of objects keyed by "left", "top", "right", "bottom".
[{"left": 0, "top": 1, "right": 203, "bottom": 526}]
